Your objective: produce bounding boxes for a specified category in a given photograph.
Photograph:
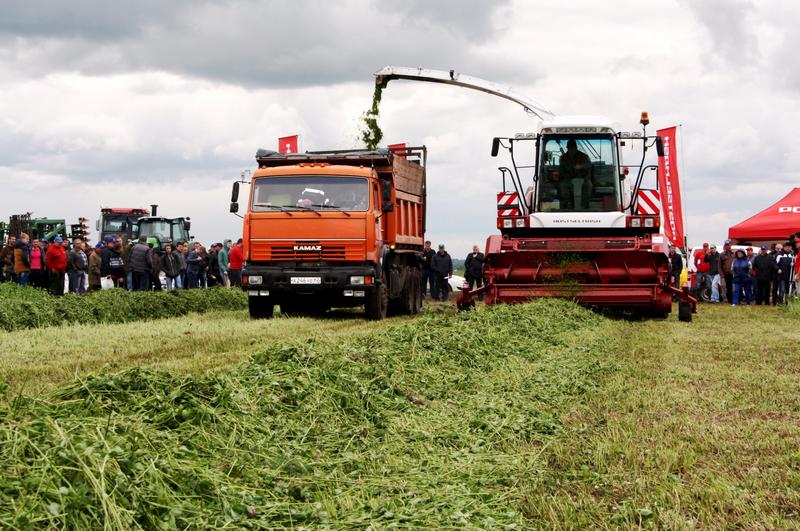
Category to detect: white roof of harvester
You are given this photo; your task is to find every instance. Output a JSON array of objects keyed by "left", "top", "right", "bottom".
[{"left": 538, "top": 115, "right": 620, "bottom": 133}]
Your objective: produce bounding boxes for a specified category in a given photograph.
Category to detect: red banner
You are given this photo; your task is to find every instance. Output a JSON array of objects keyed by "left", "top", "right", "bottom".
[
  {"left": 656, "top": 127, "right": 685, "bottom": 248},
  {"left": 278, "top": 135, "right": 299, "bottom": 154}
]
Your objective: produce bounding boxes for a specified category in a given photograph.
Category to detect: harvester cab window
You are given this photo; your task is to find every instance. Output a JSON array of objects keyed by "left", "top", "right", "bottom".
[
  {"left": 538, "top": 135, "right": 619, "bottom": 212},
  {"left": 252, "top": 176, "right": 370, "bottom": 212}
]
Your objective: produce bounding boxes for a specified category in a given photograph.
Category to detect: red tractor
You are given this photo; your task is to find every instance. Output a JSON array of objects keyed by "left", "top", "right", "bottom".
[{"left": 375, "top": 67, "right": 696, "bottom": 321}]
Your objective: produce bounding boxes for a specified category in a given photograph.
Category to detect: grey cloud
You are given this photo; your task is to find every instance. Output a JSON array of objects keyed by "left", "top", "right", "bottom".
[
  {"left": 0, "top": 0, "right": 516, "bottom": 88},
  {"left": 682, "top": 0, "right": 757, "bottom": 63}
]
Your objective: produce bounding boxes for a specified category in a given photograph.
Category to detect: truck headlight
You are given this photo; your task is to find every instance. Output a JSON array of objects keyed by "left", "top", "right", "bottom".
[
  {"left": 630, "top": 218, "right": 641, "bottom": 228},
  {"left": 515, "top": 218, "right": 525, "bottom": 228},
  {"left": 350, "top": 276, "right": 365, "bottom": 285},
  {"left": 644, "top": 218, "right": 654, "bottom": 228},
  {"left": 248, "top": 275, "right": 263, "bottom": 285},
  {"left": 503, "top": 219, "right": 513, "bottom": 228}
]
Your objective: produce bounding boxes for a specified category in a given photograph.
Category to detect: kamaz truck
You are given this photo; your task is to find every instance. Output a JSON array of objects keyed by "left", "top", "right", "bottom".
[{"left": 231, "top": 147, "right": 427, "bottom": 320}]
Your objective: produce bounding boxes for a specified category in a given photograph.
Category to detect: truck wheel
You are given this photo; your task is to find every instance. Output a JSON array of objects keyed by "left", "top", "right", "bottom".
[
  {"left": 678, "top": 301, "right": 693, "bottom": 322},
  {"left": 410, "top": 275, "right": 422, "bottom": 314},
  {"left": 248, "top": 298, "right": 274, "bottom": 319},
  {"left": 401, "top": 276, "right": 417, "bottom": 315},
  {"left": 365, "top": 282, "right": 388, "bottom": 320}
]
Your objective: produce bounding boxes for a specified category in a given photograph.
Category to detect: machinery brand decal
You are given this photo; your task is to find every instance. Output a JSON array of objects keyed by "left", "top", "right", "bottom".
[
  {"left": 778, "top": 206, "right": 800, "bottom": 213},
  {"left": 293, "top": 245, "right": 322, "bottom": 252},
  {"left": 497, "top": 192, "right": 520, "bottom": 216},
  {"left": 656, "top": 127, "right": 685, "bottom": 248}
]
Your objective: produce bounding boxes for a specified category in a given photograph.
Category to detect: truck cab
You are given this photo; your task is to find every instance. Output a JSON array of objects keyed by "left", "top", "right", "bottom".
[{"left": 233, "top": 148, "right": 426, "bottom": 320}]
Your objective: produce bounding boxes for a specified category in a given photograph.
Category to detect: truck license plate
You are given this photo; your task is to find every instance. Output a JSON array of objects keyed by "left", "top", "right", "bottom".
[{"left": 290, "top": 277, "right": 321, "bottom": 285}]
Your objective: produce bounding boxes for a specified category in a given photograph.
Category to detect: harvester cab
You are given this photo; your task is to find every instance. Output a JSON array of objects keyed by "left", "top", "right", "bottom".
[{"left": 374, "top": 66, "right": 696, "bottom": 321}]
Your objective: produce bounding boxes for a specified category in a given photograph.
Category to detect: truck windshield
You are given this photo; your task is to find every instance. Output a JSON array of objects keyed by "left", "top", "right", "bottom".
[
  {"left": 538, "top": 135, "right": 619, "bottom": 212},
  {"left": 252, "top": 176, "right": 369, "bottom": 212}
]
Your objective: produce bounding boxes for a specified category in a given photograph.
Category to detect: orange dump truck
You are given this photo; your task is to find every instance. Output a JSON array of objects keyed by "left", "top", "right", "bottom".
[{"left": 230, "top": 147, "right": 427, "bottom": 319}]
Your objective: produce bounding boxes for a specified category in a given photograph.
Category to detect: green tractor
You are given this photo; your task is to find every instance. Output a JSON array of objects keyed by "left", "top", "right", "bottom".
[{"left": 132, "top": 205, "right": 191, "bottom": 251}]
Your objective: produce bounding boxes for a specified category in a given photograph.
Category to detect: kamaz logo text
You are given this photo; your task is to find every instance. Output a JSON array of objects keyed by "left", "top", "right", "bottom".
[
  {"left": 294, "top": 245, "right": 322, "bottom": 252},
  {"left": 778, "top": 207, "right": 800, "bottom": 213}
]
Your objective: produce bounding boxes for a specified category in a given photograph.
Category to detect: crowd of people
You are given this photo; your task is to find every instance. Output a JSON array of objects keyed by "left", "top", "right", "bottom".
[
  {"left": 0, "top": 233, "right": 245, "bottom": 296},
  {"left": 690, "top": 240, "right": 798, "bottom": 306},
  {"left": 418, "top": 241, "right": 486, "bottom": 301}
]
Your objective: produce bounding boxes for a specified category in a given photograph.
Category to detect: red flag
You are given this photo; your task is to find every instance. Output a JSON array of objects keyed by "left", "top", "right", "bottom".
[
  {"left": 656, "top": 126, "right": 685, "bottom": 248},
  {"left": 278, "top": 135, "right": 299, "bottom": 154},
  {"left": 388, "top": 142, "right": 406, "bottom": 158}
]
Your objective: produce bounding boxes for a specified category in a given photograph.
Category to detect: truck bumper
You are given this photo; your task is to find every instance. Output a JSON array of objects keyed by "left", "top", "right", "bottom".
[{"left": 241, "top": 264, "right": 377, "bottom": 307}]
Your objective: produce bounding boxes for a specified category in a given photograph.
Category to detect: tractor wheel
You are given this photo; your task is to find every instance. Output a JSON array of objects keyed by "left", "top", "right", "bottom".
[
  {"left": 365, "top": 281, "right": 388, "bottom": 320},
  {"left": 678, "top": 301, "right": 693, "bottom": 322},
  {"left": 699, "top": 286, "right": 711, "bottom": 303},
  {"left": 248, "top": 298, "right": 274, "bottom": 319}
]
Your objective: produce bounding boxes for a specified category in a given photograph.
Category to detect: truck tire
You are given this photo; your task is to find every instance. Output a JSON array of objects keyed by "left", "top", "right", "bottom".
[
  {"left": 365, "top": 282, "right": 388, "bottom": 320},
  {"left": 410, "top": 275, "right": 422, "bottom": 314},
  {"left": 248, "top": 298, "right": 274, "bottom": 319},
  {"left": 678, "top": 301, "right": 693, "bottom": 322}
]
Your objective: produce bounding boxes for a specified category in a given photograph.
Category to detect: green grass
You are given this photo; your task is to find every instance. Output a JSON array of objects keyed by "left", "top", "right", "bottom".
[
  {"left": 0, "top": 284, "right": 247, "bottom": 332},
  {"left": 1, "top": 299, "right": 798, "bottom": 528}
]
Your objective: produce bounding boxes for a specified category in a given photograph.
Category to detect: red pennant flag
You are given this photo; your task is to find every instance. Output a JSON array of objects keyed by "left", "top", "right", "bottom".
[
  {"left": 388, "top": 142, "right": 407, "bottom": 158},
  {"left": 278, "top": 135, "right": 299, "bottom": 154},
  {"left": 656, "top": 127, "right": 685, "bottom": 248}
]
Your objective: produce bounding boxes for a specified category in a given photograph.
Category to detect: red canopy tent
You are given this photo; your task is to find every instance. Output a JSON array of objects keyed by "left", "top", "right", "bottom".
[{"left": 728, "top": 187, "right": 800, "bottom": 243}]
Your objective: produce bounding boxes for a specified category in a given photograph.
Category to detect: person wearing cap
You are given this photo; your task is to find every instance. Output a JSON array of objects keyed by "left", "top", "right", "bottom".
[
  {"left": 704, "top": 244, "right": 722, "bottom": 303},
  {"left": 430, "top": 243, "right": 453, "bottom": 301},
  {"left": 692, "top": 243, "right": 710, "bottom": 295},
  {"left": 770, "top": 243, "right": 784, "bottom": 305},
  {"left": 45, "top": 236, "right": 67, "bottom": 295},
  {"left": 720, "top": 240, "right": 734, "bottom": 303},
  {"left": 752, "top": 245, "right": 775, "bottom": 305},
  {"left": 88, "top": 242, "right": 103, "bottom": 291},
  {"left": 419, "top": 240, "right": 436, "bottom": 300},
  {"left": 731, "top": 249, "right": 753, "bottom": 306}
]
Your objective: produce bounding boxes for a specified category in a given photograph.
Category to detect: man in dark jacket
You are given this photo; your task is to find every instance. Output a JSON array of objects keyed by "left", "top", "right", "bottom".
[
  {"left": 465, "top": 244, "right": 485, "bottom": 300},
  {"left": 720, "top": 240, "right": 734, "bottom": 303},
  {"left": 67, "top": 238, "right": 88, "bottom": 294},
  {"left": 186, "top": 242, "right": 204, "bottom": 289},
  {"left": 669, "top": 245, "right": 683, "bottom": 301},
  {"left": 207, "top": 244, "right": 221, "bottom": 287},
  {"left": 752, "top": 245, "right": 775, "bottom": 305},
  {"left": 160, "top": 243, "right": 182, "bottom": 289},
  {"left": 129, "top": 236, "right": 153, "bottom": 291},
  {"left": 430, "top": 243, "right": 453, "bottom": 301},
  {"left": 149, "top": 243, "right": 163, "bottom": 291},
  {"left": 419, "top": 240, "right": 436, "bottom": 300},
  {"left": 1, "top": 236, "right": 17, "bottom": 283},
  {"left": 775, "top": 248, "right": 794, "bottom": 305},
  {"left": 704, "top": 245, "right": 722, "bottom": 303}
]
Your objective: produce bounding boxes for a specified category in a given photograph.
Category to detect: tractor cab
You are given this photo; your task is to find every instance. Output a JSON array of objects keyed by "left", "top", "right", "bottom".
[{"left": 492, "top": 114, "right": 663, "bottom": 236}]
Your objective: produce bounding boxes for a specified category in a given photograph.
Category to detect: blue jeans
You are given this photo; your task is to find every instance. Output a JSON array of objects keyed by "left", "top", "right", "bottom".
[
  {"left": 710, "top": 274, "right": 721, "bottom": 302},
  {"left": 420, "top": 269, "right": 435, "bottom": 298},
  {"left": 126, "top": 271, "right": 134, "bottom": 291},
  {"left": 732, "top": 281, "right": 752, "bottom": 305},
  {"left": 776, "top": 279, "right": 789, "bottom": 304},
  {"left": 165, "top": 276, "right": 183, "bottom": 290},
  {"left": 133, "top": 271, "right": 149, "bottom": 291},
  {"left": 229, "top": 269, "right": 242, "bottom": 287},
  {"left": 69, "top": 271, "right": 86, "bottom": 294},
  {"left": 17, "top": 271, "right": 29, "bottom": 287},
  {"left": 187, "top": 271, "right": 199, "bottom": 289}
]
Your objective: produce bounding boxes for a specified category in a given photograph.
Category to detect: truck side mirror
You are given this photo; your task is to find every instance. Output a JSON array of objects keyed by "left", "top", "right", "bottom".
[
  {"left": 655, "top": 137, "right": 665, "bottom": 157},
  {"left": 230, "top": 203, "right": 239, "bottom": 213},
  {"left": 231, "top": 181, "right": 240, "bottom": 202},
  {"left": 491, "top": 137, "right": 500, "bottom": 157},
  {"left": 95, "top": 220, "right": 100, "bottom": 231},
  {"left": 382, "top": 201, "right": 394, "bottom": 213}
]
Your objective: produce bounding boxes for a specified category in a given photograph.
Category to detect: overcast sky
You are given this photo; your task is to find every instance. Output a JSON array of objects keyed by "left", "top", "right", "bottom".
[{"left": 2, "top": 0, "right": 798, "bottom": 255}]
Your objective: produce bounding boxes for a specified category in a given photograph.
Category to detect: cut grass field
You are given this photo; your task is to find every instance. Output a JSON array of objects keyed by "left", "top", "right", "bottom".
[{"left": 1, "top": 300, "right": 798, "bottom": 527}]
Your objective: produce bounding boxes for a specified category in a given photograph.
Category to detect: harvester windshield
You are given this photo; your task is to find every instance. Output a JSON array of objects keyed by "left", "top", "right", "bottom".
[
  {"left": 252, "top": 176, "right": 370, "bottom": 212},
  {"left": 538, "top": 135, "right": 619, "bottom": 213}
]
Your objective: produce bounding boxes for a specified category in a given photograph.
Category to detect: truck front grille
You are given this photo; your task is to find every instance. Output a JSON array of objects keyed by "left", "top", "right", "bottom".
[{"left": 250, "top": 241, "right": 363, "bottom": 262}]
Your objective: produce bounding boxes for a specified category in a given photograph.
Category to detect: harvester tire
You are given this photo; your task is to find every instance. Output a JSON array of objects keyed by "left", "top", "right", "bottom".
[
  {"left": 249, "top": 298, "right": 274, "bottom": 319},
  {"left": 365, "top": 282, "right": 388, "bottom": 320},
  {"left": 678, "top": 301, "right": 693, "bottom": 322}
]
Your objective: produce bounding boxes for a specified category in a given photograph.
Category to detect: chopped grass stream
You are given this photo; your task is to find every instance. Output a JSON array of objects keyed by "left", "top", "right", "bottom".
[{"left": 0, "top": 300, "right": 609, "bottom": 529}]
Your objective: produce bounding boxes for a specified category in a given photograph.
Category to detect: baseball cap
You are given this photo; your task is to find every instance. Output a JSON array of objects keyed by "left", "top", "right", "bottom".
[
  {"left": 761, "top": 244, "right": 769, "bottom": 250},
  {"left": 105, "top": 236, "right": 115, "bottom": 243},
  {"left": 54, "top": 236, "right": 63, "bottom": 243},
  {"left": 724, "top": 239, "right": 731, "bottom": 245},
  {"left": 702, "top": 242, "right": 709, "bottom": 247},
  {"left": 95, "top": 242, "right": 104, "bottom": 248},
  {"left": 438, "top": 243, "right": 445, "bottom": 249},
  {"left": 710, "top": 244, "right": 717, "bottom": 249},
  {"left": 746, "top": 246, "right": 753, "bottom": 251}
]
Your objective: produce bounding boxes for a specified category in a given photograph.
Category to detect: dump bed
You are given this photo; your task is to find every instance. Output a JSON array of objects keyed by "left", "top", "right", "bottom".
[{"left": 254, "top": 147, "right": 426, "bottom": 251}]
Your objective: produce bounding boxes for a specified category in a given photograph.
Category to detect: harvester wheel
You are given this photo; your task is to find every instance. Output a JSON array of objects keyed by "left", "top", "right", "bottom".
[
  {"left": 457, "top": 299, "right": 476, "bottom": 312},
  {"left": 248, "top": 298, "right": 274, "bottom": 319},
  {"left": 365, "top": 282, "right": 388, "bottom": 320},
  {"left": 678, "top": 301, "right": 693, "bottom": 322}
]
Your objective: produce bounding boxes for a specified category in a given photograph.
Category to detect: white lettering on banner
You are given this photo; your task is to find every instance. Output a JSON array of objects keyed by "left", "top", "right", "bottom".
[
  {"left": 662, "top": 135, "right": 677, "bottom": 239},
  {"left": 778, "top": 206, "right": 800, "bottom": 213}
]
